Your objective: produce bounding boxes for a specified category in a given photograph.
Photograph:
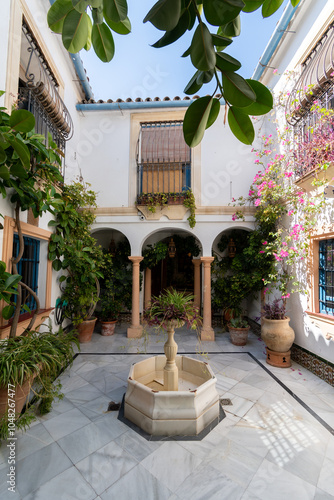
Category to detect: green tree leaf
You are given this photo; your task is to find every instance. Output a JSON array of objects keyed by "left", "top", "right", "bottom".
[
  {"left": 0, "top": 150, "right": 6, "bottom": 165},
  {"left": 290, "top": 0, "right": 300, "bottom": 6},
  {"left": 206, "top": 98, "right": 221, "bottom": 129},
  {"left": 222, "top": 72, "right": 256, "bottom": 107},
  {"left": 216, "top": 52, "right": 241, "bottom": 72},
  {"left": 228, "top": 106, "right": 255, "bottom": 144},
  {"left": 52, "top": 259, "right": 63, "bottom": 271},
  {"left": 184, "top": 71, "right": 203, "bottom": 95},
  {"left": 84, "top": 15, "right": 92, "bottom": 50},
  {"left": 152, "top": 10, "right": 189, "bottom": 48},
  {"left": 183, "top": 96, "right": 214, "bottom": 147},
  {"left": 242, "top": 0, "right": 264, "bottom": 12},
  {"left": 242, "top": 79, "right": 273, "bottom": 115},
  {"left": 92, "top": 23, "right": 115, "bottom": 62},
  {"left": 104, "top": 0, "right": 128, "bottom": 23},
  {"left": 2, "top": 305, "right": 14, "bottom": 320},
  {"left": 10, "top": 163, "right": 28, "bottom": 179},
  {"left": 47, "top": 0, "right": 74, "bottom": 33},
  {"left": 262, "top": 0, "right": 284, "bottom": 18},
  {"left": 72, "top": 0, "right": 90, "bottom": 13},
  {"left": 220, "top": 15, "right": 241, "bottom": 37},
  {"left": 196, "top": 69, "right": 214, "bottom": 85},
  {"left": 211, "top": 33, "right": 232, "bottom": 50},
  {"left": 62, "top": 10, "right": 90, "bottom": 53},
  {"left": 92, "top": 6, "right": 104, "bottom": 24},
  {"left": 143, "top": 0, "right": 181, "bottom": 32},
  {"left": 9, "top": 110, "right": 35, "bottom": 133},
  {"left": 6, "top": 137, "right": 30, "bottom": 168},
  {"left": 190, "top": 23, "right": 216, "bottom": 71},
  {"left": 104, "top": 14, "right": 131, "bottom": 34},
  {"left": 203, "top": 0, "right": 244, "bottom": 26}
]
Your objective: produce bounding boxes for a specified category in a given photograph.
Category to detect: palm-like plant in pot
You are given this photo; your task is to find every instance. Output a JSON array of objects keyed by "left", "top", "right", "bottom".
[{"left": 143, "top": 289, "right": 201, "bottom": 390}]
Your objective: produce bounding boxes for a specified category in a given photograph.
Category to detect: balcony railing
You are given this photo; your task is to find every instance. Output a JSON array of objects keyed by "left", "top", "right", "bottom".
[{"left": 137, "top": 162, "right": 191, "bottom": 196}]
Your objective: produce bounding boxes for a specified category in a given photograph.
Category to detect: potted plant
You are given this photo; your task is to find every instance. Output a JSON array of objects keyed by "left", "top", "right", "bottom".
[
  {"left": 49, "top": 183, "right": 104, "bottom": 343},
  {"left": 261, "top": 298, "right": 295, "bottom": 367},
  {"left": 228, "top": 316, "right": 250, "bottom": 346},
  {"left": 99, "top": 299, "right": 122, "bottom": 336},
  {"left": 143, "top": 288, "right": 202, "bottom": 390},
  {"left": 0, "top": 325, "right": 78, "bottom": 440}
]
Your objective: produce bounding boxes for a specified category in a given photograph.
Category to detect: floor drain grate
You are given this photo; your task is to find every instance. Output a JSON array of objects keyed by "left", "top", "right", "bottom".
[
  {"left": 220, "top": 398, "right": 233, "bottom": 406},
  {"left": 107, "top": 401, "right": 121, "bottom": 411}
]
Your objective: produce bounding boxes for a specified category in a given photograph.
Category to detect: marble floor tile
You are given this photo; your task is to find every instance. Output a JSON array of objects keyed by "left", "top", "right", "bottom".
[
  {"left": 314, "top": 487, "right": 334, "bottom": 499},
  {"left": 217, "top": 365, "right": 249, "bottom": 382},
  {"left": 65, "top": 383, "right": 105, "bottom": 406},
  {"left": 100, "top": 464, "right": 172, "bottom": 500},
  {"left": 246, "top": 458, "right": 316, "bottom": 500},
  {"left": 175, "top": 463, "right": 244, "bottom": 500},
  {"left": 221, "top": 392, "right": 255, "bottom": 418},
  {"left": 58, "top": 372, "right": 89, "bottom": 394},
  {"left": 317, "top": 456, "right": 334, "bottom": 496},
  {"left": 76, "top": 394, "right": 112, "bottom": 421},
  {"left": 140, "top": 441, "right": 202, "bottom": 492},
  {"left": 229, "top": 381, "right": 265, "bottom": 402},
  {"left": 215, "top": 373, "right": 239, "bottom": 393},
  {"left": 42, "top": 408, "right": 91, "bottom": 441},
  {"left": 202, "top": 436, "right": 263, "bottom": 488},
  {"left": 37, "top": 396, "right": 75, "bottom": 422},
  {"left": 14, "top": 423, "right": 54, "bottom": 461},
  {"left": 22, "top": 465, "right": 96, "bottom": 500},
  {"left": 75, "top": 440, "right": 138, "bottom": 495},
  {"left": 57, "top": 416, "right": 127, "bottom": 464},
  {"left": 15, "top": 443, "right": 72, "bottom": 498},
  {"left": 115, "top": 429, "right": 161, "bottom": 462}
]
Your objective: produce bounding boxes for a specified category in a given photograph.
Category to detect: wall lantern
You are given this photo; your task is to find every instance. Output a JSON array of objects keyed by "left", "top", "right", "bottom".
[
  {"left": 228, "top": 238, "right": 236, "bottom": 258},
  {"left": 168, "top": 238, "right": 176, "bottom": 258}
]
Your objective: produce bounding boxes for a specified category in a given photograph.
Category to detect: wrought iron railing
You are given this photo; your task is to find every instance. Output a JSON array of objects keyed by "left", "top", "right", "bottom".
[{"left": 137, "top": 162, "right": 191, "bottom": 197}]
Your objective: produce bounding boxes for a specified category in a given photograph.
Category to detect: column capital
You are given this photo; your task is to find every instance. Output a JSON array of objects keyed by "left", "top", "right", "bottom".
[
  {"left": 192, "top": 258, "right": 201, "bottom": 267},
  {"left": 128, "top": 256, "right": 144, "bottom": 265},
  {"left": 200, "top": 256, "right": 214, "bottom": 266}
]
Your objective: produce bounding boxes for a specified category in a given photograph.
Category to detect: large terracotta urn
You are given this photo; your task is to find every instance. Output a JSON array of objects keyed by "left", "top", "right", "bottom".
[{"left": 261, "top": 317, "right": 295, "bottom": 352}]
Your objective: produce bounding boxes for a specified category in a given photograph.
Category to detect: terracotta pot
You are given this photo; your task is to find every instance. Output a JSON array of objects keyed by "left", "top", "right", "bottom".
[
  {"left": 261, "top": 317, "right": 295, "bottom": 352},
  {"left": 0, "top": 375, "right": 36, "bottom": 419},
  {"left": 100, "top": 320, "right": 117, "bottom": 336},
  {"left": 77, "top": 318, "right": 97, "bottom": 343},
  {"left": 228, "top": 326, "right": 250, "bottom": 346}
]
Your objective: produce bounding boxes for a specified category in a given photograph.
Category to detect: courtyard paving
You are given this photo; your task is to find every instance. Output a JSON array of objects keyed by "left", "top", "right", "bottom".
[{"left": 1, "top": 325, "right": 334, "bottom": 500}]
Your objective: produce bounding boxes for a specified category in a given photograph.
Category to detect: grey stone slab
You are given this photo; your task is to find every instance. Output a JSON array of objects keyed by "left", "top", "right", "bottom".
[
  {"left": 100, "top": 464, "right": 172, "bottom": 500},
  {"left": 15, "top": 443, "right": 72, "bottom": 498},
  {"left": 75, "top": 440, "right": 138, "bottom": 495},
  {"left": 42, "top": 408, "right": 91, "bottom": 441},
  {"left": 22, "top": 466, "right": 96, "bottom": 500},
  {"left": 115, "top": 429, "right": 162, "bottom": 462},
  {"left": 140, "top": 441, "right": 202, "bottom": 493},
  {"left": 58, "top": 416, "right": 127, "bottom": 464}
]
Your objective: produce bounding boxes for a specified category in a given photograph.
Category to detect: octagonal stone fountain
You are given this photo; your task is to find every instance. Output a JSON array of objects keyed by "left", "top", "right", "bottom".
[{"left": 124, "top": 321, "right": 220, "bottom": 436}]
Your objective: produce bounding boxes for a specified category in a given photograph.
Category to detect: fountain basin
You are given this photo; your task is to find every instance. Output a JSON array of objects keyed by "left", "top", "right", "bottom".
[{"left": 124, "top": 355, "right": 220, "bottom": 436}]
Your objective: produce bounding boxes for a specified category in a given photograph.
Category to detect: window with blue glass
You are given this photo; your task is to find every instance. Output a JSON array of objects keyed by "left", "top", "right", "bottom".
[
  {"left": 13, "top": 234, "right": 40, "bottom": 312},
  {"left": 319, "top": 239, "right": 334, "bottom": 315}
]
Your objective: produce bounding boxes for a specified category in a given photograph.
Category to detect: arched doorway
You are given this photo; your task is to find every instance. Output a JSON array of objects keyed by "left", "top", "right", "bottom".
[{"left": 150, "top": 234, "right": 201, "bottom": 296}]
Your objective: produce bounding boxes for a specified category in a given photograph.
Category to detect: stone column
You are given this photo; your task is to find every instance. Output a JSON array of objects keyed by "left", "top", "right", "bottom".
[
  {"left": 144, "top": 267, "right": 152, "bottom": 309},
  {"left": 192, "top": 259, "right": 201, "bottom": 309},
  {"left": 200, "top": 257, "right": 215, "bottom": 341},
  {"left": 127, "top": 256, "right": 143, "bottom": 338}
]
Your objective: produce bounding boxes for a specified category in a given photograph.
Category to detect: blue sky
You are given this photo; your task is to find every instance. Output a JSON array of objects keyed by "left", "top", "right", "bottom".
[{"left": 80, "top": 0, "right": 290, "bottom": 101}]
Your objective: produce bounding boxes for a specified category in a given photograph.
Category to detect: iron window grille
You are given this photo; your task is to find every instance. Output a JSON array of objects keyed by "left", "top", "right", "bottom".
[
  {"left": 13, "top": 234, "right": 40, "bottom": 312},
  {"left": 136, "top": 121, "right": 191, "bottom": 199},
  {"left": 319, "top": 239, "right": 334, "bottom": 316},
  {"left": 17, "top": 21, "right": 74, "bottom": 177}
]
